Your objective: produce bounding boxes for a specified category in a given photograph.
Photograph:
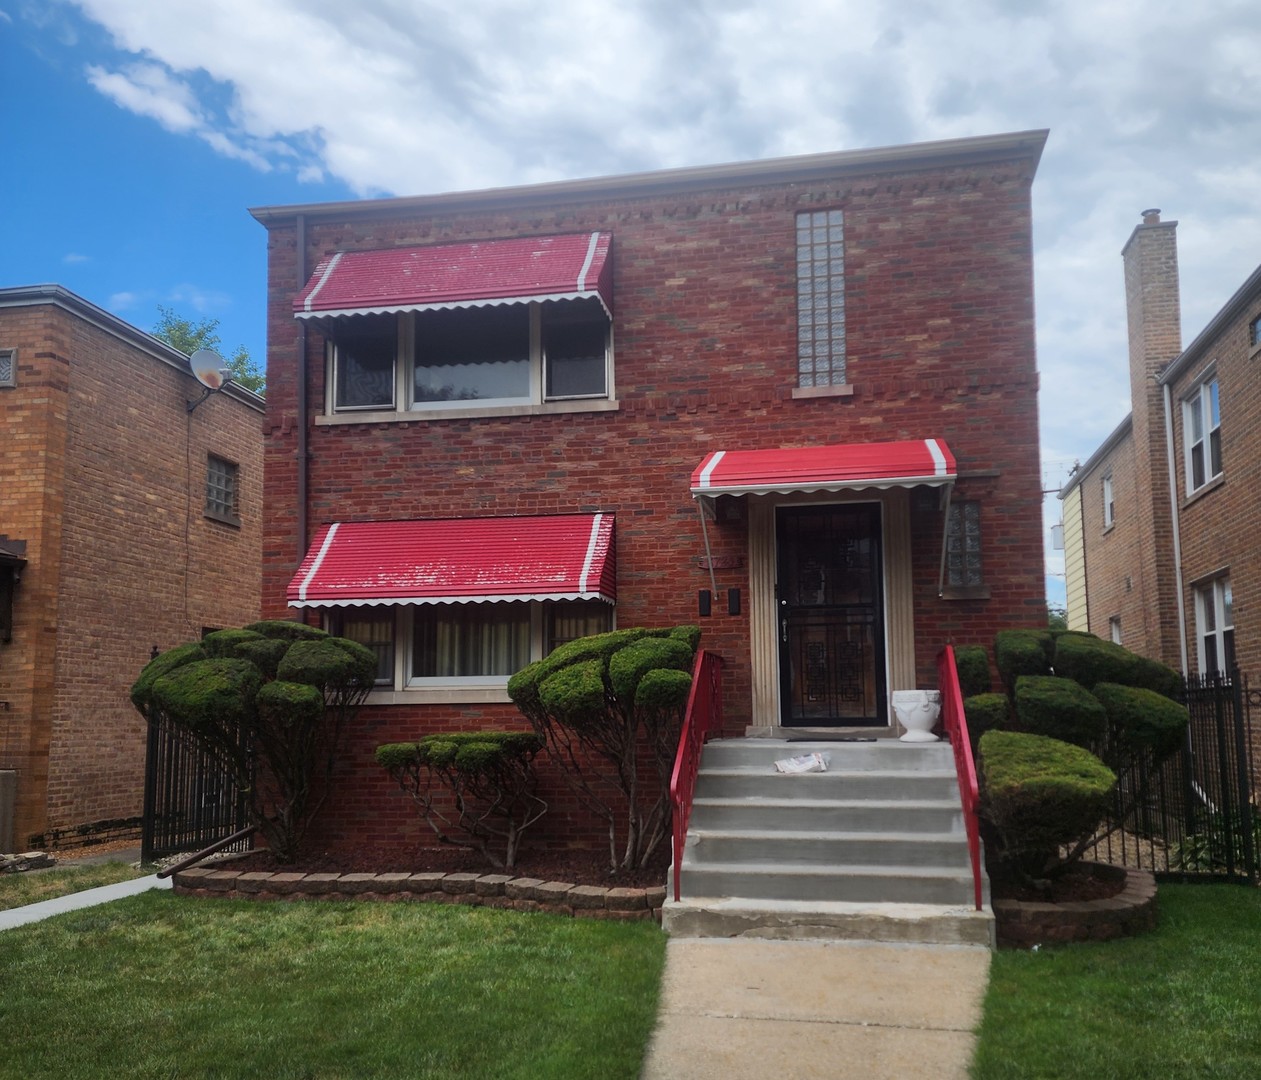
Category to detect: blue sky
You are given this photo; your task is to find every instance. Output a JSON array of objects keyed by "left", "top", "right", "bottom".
[{"left": 6, "top": 1, "right": 1261, "bottom": 609}]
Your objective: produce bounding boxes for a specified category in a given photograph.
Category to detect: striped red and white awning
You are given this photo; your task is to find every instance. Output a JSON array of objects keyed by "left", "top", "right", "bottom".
[
  {"left": 287, "top": 514, "right": 616, "bottom": 608},
  {"left": 293, "top": 232, "right": 613, "bottom": 320},
  {"left": 690, "top": 440, "right": 957, "bottom": 497}
]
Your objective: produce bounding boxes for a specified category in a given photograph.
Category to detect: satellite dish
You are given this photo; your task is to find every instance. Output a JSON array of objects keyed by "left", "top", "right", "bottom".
[
  {"left": 190, "top": 349, "right": 232, "bottom": 390},
  {"left": 187, "top": 349, "right": 234, "bottom": 412}
]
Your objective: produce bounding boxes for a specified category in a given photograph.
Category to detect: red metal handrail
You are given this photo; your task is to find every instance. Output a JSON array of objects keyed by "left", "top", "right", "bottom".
[
  {"left": 669, "top": 650, "right": 724, "bottom": 902},
  {"left": 938, "top": 645, "right": 984, "bottom": 910}
]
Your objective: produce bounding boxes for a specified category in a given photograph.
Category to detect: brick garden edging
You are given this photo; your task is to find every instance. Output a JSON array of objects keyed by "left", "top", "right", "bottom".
[
  {"left": 993, "top": 863, "right": 1158, "bottom": 949},
  {"left": 172, "top": 866, "right": 667, "bottom": 923}
]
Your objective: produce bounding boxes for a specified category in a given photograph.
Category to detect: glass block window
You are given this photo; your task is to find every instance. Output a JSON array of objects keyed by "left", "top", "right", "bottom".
[
  {"left": 0, "top": 349, "right": 15, "bottom": 388},
  {"left": 205, "top": 455, "right": 240, "bottom": 525},
  {"left": 946, "top": 500, "right": 983, "bottom": 588},
  {"left": 796, "top": 210, "right": 846, "bottom": 387}
]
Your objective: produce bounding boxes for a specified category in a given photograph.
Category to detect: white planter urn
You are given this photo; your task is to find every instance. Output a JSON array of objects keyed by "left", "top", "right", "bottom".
[{"left": 892, "top": 690, "right": 942, "bottom": 742}]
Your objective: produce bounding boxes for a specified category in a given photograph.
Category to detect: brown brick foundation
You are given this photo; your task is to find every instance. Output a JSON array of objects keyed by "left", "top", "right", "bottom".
[{"left": 993, "top": 863, "right": 1158, "bottom": 949}]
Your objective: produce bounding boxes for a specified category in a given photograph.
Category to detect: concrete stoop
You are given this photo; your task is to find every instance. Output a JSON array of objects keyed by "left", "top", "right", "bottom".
[{"left": 668, "top": 736, "right": 995, "bottom": 947}]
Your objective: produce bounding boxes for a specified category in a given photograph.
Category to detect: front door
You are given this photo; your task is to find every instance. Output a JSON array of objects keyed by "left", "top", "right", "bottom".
[{"left": 776, "top": 503, "right": 887, "bottom": 726}]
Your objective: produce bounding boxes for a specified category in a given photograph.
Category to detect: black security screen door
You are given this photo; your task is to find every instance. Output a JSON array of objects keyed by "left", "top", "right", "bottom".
[{"left": 777, "top": 504, "right": 886, "bottom": 726}]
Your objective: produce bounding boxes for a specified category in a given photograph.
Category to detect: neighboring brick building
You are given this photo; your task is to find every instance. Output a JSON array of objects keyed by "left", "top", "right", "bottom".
[
  {"left": 0, "top": 286, "right": 264, "bottom": 851},
  {"left": 1062, "top": 211, "right": 1261, "bottom": 681},
  {"left": 251, "top": 130, "right": 1049, "bottom": 851}
]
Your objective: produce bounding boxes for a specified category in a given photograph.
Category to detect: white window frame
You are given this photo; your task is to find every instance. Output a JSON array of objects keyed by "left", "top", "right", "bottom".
[
  {"left": 1109, "top": 616, "right": 1122, "bottom": 645},
  {"left": 1102, "top": 473, "right": 1114, "bottom": 529},
  {"left": 325, "top": 303, "right": 613, "bottom": 419},
  {"left": 325, "top": 599, "right": 614, "bottom": 702},
  {"left": 1194, "top": 576, "right": 1234, "bottom": 675},
  {"left": 1183, "top": 373, "right": 1222, "bottom": 494}
]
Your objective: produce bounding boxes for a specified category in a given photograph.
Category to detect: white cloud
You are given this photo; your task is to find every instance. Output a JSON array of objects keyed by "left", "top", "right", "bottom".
[
  {"left": 108, "top": 290, "right": 140, "bottom": 309},
  {"left": 52, "top": 0, "right": 1261, "bottom": 531},
  {"left": 62, "top": 252, "right": 90, "bottom": 264}
]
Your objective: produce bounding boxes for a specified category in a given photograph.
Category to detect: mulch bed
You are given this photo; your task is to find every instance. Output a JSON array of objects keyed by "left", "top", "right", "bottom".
[
  {"left": 225, "top": 842, "right": 672, "bottom": 891},
  {"left": 990, "top": 861, "right": 1128, "bottom": 903}
]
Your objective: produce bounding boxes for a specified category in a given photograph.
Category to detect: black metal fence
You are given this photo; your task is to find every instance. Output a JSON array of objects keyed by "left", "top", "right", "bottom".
[
  {"left": 1086, "top": 670, "right": 1258, "bottom": 883},
  {"left": 141, "top": 715, "right": 252, "bottom": 864}
]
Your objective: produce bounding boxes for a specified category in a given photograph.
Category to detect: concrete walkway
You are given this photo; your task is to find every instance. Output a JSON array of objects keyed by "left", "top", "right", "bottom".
[
  {"left": 0, "top": 874, "right": 171, "bottom": 931},
  {"left": 641, "top": 937, "right": 990, "bottom": 1080}
]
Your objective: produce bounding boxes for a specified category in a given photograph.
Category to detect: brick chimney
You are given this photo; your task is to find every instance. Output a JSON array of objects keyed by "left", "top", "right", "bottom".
[{"left": 1120, "top": 209, "right": 1182, "bottom": 667}]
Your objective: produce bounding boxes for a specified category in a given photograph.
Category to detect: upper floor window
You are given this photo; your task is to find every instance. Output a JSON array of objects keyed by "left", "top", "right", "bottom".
[
  {"left": 1109, "top": 616, "right": 1122, "bottom": 645},
  {"left": 1183, "top": 375, "right": 1222, "bottom": 493},
  {"left": 0, "top": 348, "right": 15, "bottom": 388},
  {"left": 1194, "top": 576, "right": 1234, "bottom": 675},
  {"left": 1102, "top": 473, "right": 1115, "bottom": 529},
  {"left": 205, "top": 455, "right": 240, "bottom": 526},
  {"left": 796, "top": 210, "right": 846, "bottom": 388},
  {"left": 327, "top": 298, "right": 611, "bottom": 414},
  {"left": 1249, "top": 313, "right": 1261, "bottom": 351}
]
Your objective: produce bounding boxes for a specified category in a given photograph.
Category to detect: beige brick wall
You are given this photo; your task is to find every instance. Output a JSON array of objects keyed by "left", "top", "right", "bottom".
[{"left": 0, "top": 294, "right": 264, "bottom": 846}]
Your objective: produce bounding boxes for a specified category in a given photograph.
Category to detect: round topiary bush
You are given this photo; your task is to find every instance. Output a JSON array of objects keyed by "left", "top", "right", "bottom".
[
  {"left": 995, "top": 630, "right": 1053, "bottom": 691},
  {"left": 1013, "top": 675, "right": 1108, "bottom": 750},
  {"left": 1052, "top": 633, "right": 1181, "bottom": 698},
  {"left": 1091, "top": 681, "right": 1189, "bottom": 765},
  {"left": 954, "top": 645, "right": 992, "bottom": 698},
  {"left": 979, "top": 729, "right": 1117, "bottom": 881},
  {"left": 963, "top": 692, "right": 1009, "bottom": 750}
]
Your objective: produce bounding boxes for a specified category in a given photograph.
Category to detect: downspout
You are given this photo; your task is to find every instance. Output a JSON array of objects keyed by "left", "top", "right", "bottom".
[
  {"left": 1162, "top": 381, "right": 1189, "bottom": 677},
  {"left": 296, "top": 213, "right": 309, "bottom": 616}
]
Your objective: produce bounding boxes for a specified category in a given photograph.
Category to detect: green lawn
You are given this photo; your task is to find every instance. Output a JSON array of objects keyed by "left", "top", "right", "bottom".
[
  {"left": 0, "top": 860, "right": 147, "bottom": 911},
  {"left": 973, "top": 884, "right": 1261, "bottom": 1079},
  {"left": 0, "top": 892, "right": 666, "bottom": 1080}
]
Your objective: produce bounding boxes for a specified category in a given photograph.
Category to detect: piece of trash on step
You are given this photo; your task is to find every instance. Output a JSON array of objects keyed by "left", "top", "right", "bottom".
[{"left": 773, "top": 752, "right": 830, "bottom": 774}]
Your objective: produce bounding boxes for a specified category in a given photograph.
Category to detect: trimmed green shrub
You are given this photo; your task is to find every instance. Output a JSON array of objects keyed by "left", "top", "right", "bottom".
[
  {"left": 131, "top": 621, "right": 375, "bottom": 862},
  {"left": 1014, "top": 675, "right": 1108, "bottom": 750},
  {"left": 1091, "top": 682, "right": 1189, "bottom": 766},
  {"left": 242, "top": 620, "right": 330, "bottom": 642},
  {"left": 130, "top": 642, "right": 207, "bottom": 710},
  {"left": 150, "top": 658, "right": 262, "bottom": 732},
  {"left": 995, "top": 630, "right": 1052, "bottom": 690},
  {"left": 954, "top": 645, "right": 992, "bottom": 698},
  {"left": 508, "top": 624, "right": 700, "bottom": 871},
  {"left": 979, "top": 730, "right": 1116, "bottom": 881},
  {"left": 1053, "top": 633, "right": 1181, "bottom": 698},
  {"left": 376, "top": 731, "right": 546, "bottom": 869},
  {"left": 963, "top": 693, "right": 1009, "bottom": 750}
]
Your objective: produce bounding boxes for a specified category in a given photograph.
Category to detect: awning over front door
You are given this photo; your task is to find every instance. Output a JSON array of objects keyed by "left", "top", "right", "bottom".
[
  {"left": 292, "top": 232, "right": 613, "bottom": 320},
  {"left": 689, "top": 439, "right": 957, "bottom": 497},
  {"left": 287, "top": 513, "right": 616, "bottom": 607}
]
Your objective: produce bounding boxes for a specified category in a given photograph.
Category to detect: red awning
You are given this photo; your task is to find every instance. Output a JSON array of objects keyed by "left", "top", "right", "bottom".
[
  {"left": 690, "top": 440, "right": 957, "bottom": 497},
  {"left": 287, "top": 514, "right": 616, "bottom": 608},
  {"left": 293, "top": 232, "right": 613, "bottom": 320}
]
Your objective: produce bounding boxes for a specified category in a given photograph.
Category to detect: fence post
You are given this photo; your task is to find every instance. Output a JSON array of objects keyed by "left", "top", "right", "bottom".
[{"left": 1230, "top": 671, "right": 1257, "bottom": 882}]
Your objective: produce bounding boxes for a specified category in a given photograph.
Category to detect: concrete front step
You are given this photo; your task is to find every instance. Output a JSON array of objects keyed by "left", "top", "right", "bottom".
[
  {"left": 689, "top": 796, "right": 965, "bottom": 834},
  {"left": 678, "top": 860, "right": 983, "bottom": 906},
  {"left": 701, "top": 738, "right": 954, "bottom": 771},
  {"left": 661, "top": 896, "right": 995, "bottom": 947},
  {"left": 688, "top": 828, "right": 973, "bottom": 869},
  {"left": 694, "top": 767, "right": 960, "bottom": 801}
]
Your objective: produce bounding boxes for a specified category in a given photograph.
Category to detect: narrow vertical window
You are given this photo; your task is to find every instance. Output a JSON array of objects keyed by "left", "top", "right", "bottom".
[
  {"left": 796, "top": 210, "right": 846, "bottom": 387},
  {"left": 1183, "top": 376, "right": 1222, "bottom": 492},
  {"left": 0, "top": 348, "right": 15, "bottom": 388},
  {"left": 1195, "top": 576, "right": 1234, "bottom": 674},
  {"left": 205, "top": 455, "right": 240, "bottom": 526},
  {"left": 1102, "top": 474, "right": 1114, "bottom": 528},
  {"left": 1109, "top": 616, "right": 1122, "bottom": 645},
  {"left": 946, "top": 501, "right": 983, "bottom": 588}
]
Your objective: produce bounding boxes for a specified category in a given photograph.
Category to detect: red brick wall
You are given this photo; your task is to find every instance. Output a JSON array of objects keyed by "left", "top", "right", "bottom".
[
  {"left": 0, "top": 298, "right": 264, "bottom": 846},
  {"left": 259, "top": 152, "right": 1046, "bottom": 850}
]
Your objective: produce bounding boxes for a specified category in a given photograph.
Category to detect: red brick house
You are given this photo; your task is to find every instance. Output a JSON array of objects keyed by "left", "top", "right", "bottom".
[
  {"left": 1063, "top": 210, "right": 1261, "bottom": 685},
  {"left": 0, "top": 286, "right": 263, "bottom": 852},
  {"left": 252, "top": 130, "right": 1048, "bottom": 853}
]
